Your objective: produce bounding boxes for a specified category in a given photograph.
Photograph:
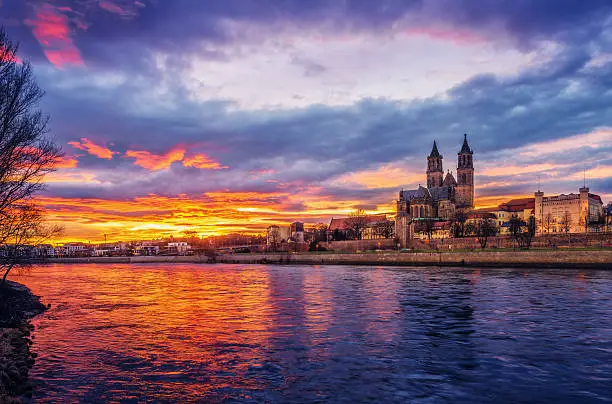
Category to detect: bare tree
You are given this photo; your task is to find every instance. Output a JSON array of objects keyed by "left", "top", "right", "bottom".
[
  {"left": 523, "top": 216, "right": 537, "bottom": 249},
  {"left": 1, "top": 205, "right": 62, "bottom": 286},
  {"left": 508, "top": 215, "right": 525, "bottom": 249},
  {"left": 561, "top": 211, "right": 572, "bottom": 233},
  {"left": 451, "top": 211, "right": 468, "bottom": 238},
  {"left": 311, "top": 223, "right": 328, "bottom": 243},
  {"left": 345, "top": 209, "right": 369, "bottom": 240},
  {"left": 267, "top": 227, "right": 281, "bottom": 252},
  {"left": 508, "top": 215, "right": 536, "bottom": 249},
  {"left": 422, "top": 218, "right": 435, "bottom": 242},
  {"left": 0, "top": 29, "right": 62, "bottom": 288},
  {"left": 543, "top": 213, "right": 553, "bottom": 233},
  {"left": 476, "top": 218, "right": 497, "bottom": 249}
]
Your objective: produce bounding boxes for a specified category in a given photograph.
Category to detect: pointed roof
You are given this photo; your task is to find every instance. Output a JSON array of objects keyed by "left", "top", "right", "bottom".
[
  {"left": 460, "top": 133, "right": 472, "bottom": 154},
  {"left": 443, "top": 171, "right": 457, "bottom": 187},
  {"left": 401, "top": 185, "right": 431, "bottom": 201},
  {"left": 429, "top": 141, "right": 441, "bottom": 158},
  {"left": 429, "top": 186, "right": 451, "bottom": 202}
]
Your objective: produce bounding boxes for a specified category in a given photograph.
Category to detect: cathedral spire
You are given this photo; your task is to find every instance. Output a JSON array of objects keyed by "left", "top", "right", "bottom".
[
  {"left": 429, "top": 141, "right": 441, "bottom": 158},
  {"left": 460, "top": 133, "right": 472, "bottom": 154}
]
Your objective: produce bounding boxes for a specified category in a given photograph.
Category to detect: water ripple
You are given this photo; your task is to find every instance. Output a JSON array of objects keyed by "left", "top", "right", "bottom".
[{"left": 11, "top": 264, "right": 612, "bottom": 403}]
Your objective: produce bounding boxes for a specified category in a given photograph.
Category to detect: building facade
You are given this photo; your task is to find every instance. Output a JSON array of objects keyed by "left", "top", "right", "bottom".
[
  {"left": 396, "top": 134, "right": 475, "bottom": 246},
  {"left": 534, "top": 187, "right": 604, "bottom": 233},
  {"left": 398, "top": 134, "right": 475, "bottom": 222}
]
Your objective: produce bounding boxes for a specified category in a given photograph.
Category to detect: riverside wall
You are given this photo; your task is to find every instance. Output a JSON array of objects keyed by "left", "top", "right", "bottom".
[{"left": 47, "top": 250, "right": 612, "bottom": 269}]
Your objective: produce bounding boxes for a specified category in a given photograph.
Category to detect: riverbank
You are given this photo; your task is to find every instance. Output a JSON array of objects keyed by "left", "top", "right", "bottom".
[
  {"left": 46, "top": 249, "right": 612, "bottom": 268},
  {"left": 0, "top": 281, "right": 47, "bottom": 403}
]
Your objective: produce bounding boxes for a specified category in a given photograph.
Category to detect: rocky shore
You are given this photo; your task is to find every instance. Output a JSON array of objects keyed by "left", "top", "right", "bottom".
[{"left": 0, "top": 281, "right": 47, "bottom": 403}]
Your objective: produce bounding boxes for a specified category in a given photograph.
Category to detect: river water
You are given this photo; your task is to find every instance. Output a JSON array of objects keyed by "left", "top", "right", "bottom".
[{"left": 11, "top": 263, "right": 612, "bottom": 403}]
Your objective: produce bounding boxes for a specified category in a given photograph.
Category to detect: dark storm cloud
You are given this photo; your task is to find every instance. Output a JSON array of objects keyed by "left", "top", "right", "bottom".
[
  {"left": 30, "top": 26, "right": 612, "bottom": 202},
  {"left": 4, "top": 0, "right": 612, "bottom": 68},
  {"left": 2, "top": 0, "right": 612, "bottom": 204}
]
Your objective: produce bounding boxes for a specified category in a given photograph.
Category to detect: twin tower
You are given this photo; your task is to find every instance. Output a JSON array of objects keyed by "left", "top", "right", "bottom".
[{"left": 426, "top": 134, "right": 474, "bottom": 209}]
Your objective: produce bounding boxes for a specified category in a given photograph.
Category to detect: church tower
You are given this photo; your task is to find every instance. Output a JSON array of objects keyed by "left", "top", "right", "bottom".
[
  {"left": 456, "top": 134, "right": 474, "bottom": 209},
  {"left": 426, "top": 141, "right": 443, "bottom": 188}
]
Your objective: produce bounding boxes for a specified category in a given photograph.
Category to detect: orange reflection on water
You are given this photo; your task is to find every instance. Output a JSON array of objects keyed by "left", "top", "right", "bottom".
[{"left": 17, "top": 264, "right": 275, "bottom": 401}]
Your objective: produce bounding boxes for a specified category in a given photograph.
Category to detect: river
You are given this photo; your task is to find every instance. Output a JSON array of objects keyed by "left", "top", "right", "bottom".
[{"left": 11, "top": 263, "right": 612, "bottom": 403}]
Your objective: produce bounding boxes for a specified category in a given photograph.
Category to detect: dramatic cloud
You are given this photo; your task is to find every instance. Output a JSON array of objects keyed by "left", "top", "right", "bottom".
[
  {"left": 53, "top": 155, "right": 79, "bottom": 168},
  {"left": 68, "top": 138, "right": 116, "bottom": 159},
  {"left": 1, "top": 0, "right": 611, "bottom": 241},
  {"left": 124, "top": 145, "right": 227, "bottom": 171},
  {"left": 24, "top": 3, "right": 84, "bottom": 68},
  {"left": 124, "top": 146, "right": 185, "bottom": 171}
]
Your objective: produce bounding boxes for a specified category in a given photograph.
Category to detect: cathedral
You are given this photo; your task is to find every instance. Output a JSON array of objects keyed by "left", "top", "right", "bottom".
[
  {"left": 397, "top": 134, "right": 474, "bottom": 221},
  {"left": 395, "top": 134, "right": 474, "bottom": 246}
]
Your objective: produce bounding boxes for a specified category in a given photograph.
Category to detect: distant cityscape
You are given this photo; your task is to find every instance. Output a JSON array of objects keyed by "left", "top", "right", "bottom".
[{"left": 4, "top": 134, "right": 611, "bottom": 259}]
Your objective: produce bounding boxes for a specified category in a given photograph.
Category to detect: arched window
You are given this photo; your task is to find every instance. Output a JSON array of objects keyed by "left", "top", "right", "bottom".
[{"left": 419, "top": 206, "right": 424, "bottom": 218}]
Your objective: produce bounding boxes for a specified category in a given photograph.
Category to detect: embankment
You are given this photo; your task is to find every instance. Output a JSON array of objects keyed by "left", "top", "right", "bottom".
[
  {"left": 0, "top": 281, "right": 47, "bottom": 403},
  {"left": 47, "top": 250, "right": 612, "bottom": 269}
]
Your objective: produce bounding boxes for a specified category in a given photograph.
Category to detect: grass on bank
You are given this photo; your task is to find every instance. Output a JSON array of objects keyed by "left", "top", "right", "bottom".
[{"left": 233, "top": 246, "right": 612, "bottom": 255}]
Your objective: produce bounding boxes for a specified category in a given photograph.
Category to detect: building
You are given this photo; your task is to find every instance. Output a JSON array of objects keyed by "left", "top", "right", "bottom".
[
  {"left": 167, "top": 242, "right": 190, "bottom": 255},
  {"left": 534, "top": 187, "right": 604, "bottom": 233},
  {"left": 396, "top": 134, "right": 475, "bottom": 246},
  {"left": 290, "top": 221, "right": 305, "bottom": 243},
  {"left": 328, "top": 214, "right": 391, "bottom": 240},
  {"left": 266, "top": 225, "right": 291, "bottom": 246},
  {"left": 34, "top": 244, "right": 55, "bottom": 257},
  {"left": 413, "top": 221, "right": 452, "bottom": 240},
  {"left": 475, "top": 198, "right": 533, "bottom": 233},
  {"left": 606, "top": 203, "right": 612, "bottom": 232},
  {"left": 63, "top": 242, "right": 92, "bottom": 257},
  {"left": 397, "top": 134, "right": 474, "bottom": 221},
  {"left": 133, "top": 242, "right": 160, "bottom": 256}
]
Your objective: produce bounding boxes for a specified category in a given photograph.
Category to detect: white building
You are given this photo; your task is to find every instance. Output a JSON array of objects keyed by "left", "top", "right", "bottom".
[
  {"left": 167, "top": 242, "right": 190, "bottom": 255},
  {"left": 535, "top": 187, "right": 604, "bottom": 233}
]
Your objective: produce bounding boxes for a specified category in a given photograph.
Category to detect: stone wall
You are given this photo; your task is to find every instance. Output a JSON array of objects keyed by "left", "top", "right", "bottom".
[
  {"left": 322, "top": 239, "right": 396, "bottom": 253},
  {"left": 420, "top": 232, "right": 612, "bottom": 250},
  {"left": 46, "top": 243, "right": 612, "bottom": 269},
  {"left": 217, "top": 250, "right": 612, "bottom": 269}
]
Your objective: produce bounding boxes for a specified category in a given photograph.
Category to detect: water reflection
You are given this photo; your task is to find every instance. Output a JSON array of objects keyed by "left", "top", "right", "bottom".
[{"left": 11, "top": 264, "right": 612, "bottom": 403}]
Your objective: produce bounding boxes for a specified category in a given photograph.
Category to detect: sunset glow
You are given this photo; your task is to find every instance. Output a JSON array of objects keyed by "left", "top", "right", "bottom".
[{"left": 2, "top": 0, "right": 610, "bottom": 242}]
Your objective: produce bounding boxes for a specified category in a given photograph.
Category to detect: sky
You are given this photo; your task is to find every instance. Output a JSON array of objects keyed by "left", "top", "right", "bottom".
[{"left": 2, "top": 0, "right": 612, "bottom": 242}]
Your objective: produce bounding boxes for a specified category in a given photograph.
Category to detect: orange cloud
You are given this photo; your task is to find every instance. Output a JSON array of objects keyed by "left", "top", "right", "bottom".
[
  {"left": 125, "top": 145, "right": 227, "bottom": 171},
  {"left": 329, "top": 163, "right": 423, "bottom": 189},
  {"left": 183, "top": 153, "right": 228, "bottom": 169},
  {"left": 475, "top": 194, "right": 530, "bottom": 209},
  {"left": 125, "top": 145, "right": 186, "bottom": 170},
  {"left": 68, "top": 138, "right": 116, "bottom": 159},
  {"left": 24, "top": 4, "right": 84, "bottom": 68},
  {"left": 53, "top": 155, "right": 79, "bottom": 169}
]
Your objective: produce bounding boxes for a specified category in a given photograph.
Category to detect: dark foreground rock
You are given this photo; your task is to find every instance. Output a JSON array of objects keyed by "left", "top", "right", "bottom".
[{"left": 0, "top": 281, "right": 46, "bottom": 403}]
